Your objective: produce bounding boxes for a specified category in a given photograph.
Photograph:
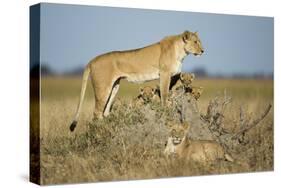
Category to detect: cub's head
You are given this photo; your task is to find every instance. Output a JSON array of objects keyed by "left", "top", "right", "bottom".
[
  {"left": 191, "top": 86, "right": 204, "bottom": 100},
  {"left": 180, "top": 73, "right": 195, "bottom": 88},
  {"left": 139, "top": 86, "right": 157, "bottom": 103},
  {"left": 182, "top": 31, "right": 204, "bottom": 56}
]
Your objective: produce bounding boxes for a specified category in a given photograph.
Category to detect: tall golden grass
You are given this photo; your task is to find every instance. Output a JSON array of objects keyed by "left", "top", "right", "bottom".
[{"left": 38, "top": 77, "right": 273, "bottom": 185}]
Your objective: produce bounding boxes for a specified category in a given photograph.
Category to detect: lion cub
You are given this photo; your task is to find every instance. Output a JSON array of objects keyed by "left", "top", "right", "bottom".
[
  {"left": 187, "top": 86, "right": 204, "bottom": 100},
  {"left": 133, "top": 86, "right": 160, "bottom": 106},
  {"left": 170, "top": 73, "right": 203, "bottom": 100},
  {"left": 171, "top": 73, "right": 195, "bottom": 91},
  {"left": 164, "top": 122, "right": 234, "bottom": 164}
]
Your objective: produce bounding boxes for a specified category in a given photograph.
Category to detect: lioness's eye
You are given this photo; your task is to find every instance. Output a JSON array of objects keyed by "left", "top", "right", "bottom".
[{"left": 194, "top": 41, "right": 198, "bottom": 44}]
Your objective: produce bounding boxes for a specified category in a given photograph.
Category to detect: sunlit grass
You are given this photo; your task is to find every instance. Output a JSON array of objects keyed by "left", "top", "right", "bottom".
[{"left": 38, "top": 76, "right": 273, "bottom": 185}]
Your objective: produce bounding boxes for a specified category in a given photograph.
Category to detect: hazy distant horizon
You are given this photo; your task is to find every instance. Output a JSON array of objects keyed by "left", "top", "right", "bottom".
[{"left": 38, "top": 3, "right": 274, "bottom": 76}]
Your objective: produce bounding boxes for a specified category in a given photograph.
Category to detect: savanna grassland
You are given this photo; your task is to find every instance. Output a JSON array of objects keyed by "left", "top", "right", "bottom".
[{"left": 37, "top": 76, "right": 273, "bottom": 185}]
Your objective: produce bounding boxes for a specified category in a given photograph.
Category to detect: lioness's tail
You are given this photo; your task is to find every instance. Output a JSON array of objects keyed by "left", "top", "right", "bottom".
[{"left": 70, "top": 65, "right": 90, "bottom": 132}]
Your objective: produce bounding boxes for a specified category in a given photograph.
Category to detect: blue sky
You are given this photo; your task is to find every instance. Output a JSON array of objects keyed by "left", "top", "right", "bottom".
[{"left": 39, "top": 3, "right": 274, "bottom": 76}]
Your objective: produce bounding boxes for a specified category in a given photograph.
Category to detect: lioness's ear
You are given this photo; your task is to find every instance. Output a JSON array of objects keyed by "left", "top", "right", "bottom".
[
  {"left": 182, "top": 122, "right": 189, "bottom": 130},
  {"left": 194, "top": 31, "right": 198, "bottom": 36},
  {"left": 182, "top": 31, "right": 191, "bottom": 43}
]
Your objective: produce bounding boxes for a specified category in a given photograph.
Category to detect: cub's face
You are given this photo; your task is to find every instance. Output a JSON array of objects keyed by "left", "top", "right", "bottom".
[
  {"left": 180, "top": 73, "right": 195, "bottom": 88},
  {"left": 182, "top": 31, "right": 204, "bottom": 56},
  {"left": 191, "top": 86, "right": 203, "bottom": 100},
  {"left": 139, "top": 86, "right": 156, "bottom": 103}
]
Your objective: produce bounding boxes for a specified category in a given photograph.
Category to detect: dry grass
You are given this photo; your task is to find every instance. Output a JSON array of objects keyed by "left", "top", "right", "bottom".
[{"left": 37, "top": 77, "right": 273, "bottom": 185}]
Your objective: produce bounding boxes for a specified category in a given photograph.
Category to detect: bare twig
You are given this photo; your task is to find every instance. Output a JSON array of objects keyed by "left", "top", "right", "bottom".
[
  {"left": 221, "top": 89, "right": 231, "bottom": 114},
  {"left": 121, "top": 138, "right": 127, "bottom": 155},
  {"left": 237, "top": 105, "right": 248, "bottom": 144},
  {"left": 239, "top": 106, "right": 245, "bottom": 128},
  {"left": 232, "top": 104, "right": 272, "bottom": 140}
]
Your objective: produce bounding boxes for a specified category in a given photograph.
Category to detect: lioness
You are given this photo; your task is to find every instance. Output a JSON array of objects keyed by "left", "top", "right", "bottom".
[
  {"left": 164, "top": 122, "right": 234, "bottom": 164},
  {"left": 70, "top": 31, "right": 204, "bottom": 131}
]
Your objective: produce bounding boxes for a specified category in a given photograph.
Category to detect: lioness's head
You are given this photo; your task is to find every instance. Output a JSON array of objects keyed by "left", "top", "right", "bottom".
[
  {"left": 164, "top": 122, "right": 190, "bottom": 156},
  {"left": 182, "top": 31, "right": 204, "bottom": 56},
  {"left": 167, "top": 122, "right": 189, "bottom": 145},
  {"left": 180, "top": 73, "right": 195, "bottom": 88},
  {"left": 139, "top": 86, "right": 156, "bottom": 103}
]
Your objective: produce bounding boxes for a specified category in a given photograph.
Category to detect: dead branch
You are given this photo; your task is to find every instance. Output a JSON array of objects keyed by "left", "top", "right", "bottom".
[
  {"left": 221, "top": 89, "right": 232, "bottom": 114},
  {"left": 204, "top": 91, "right": 232, "bottom": 137},
  {"left": 170, "top": 89, "right": 272, "bottom": 153},
  {"left": 237, "top": 105, "right": 248, "bottom": 144},
  {"left": 232, "top": 104, "right": 272, "bottom": 140},
  {"left": 239, "top": 106, "right": 245, "bottom": 128},
  {"left": 173, "top": 91, "right": 214, "bottom": 140}
]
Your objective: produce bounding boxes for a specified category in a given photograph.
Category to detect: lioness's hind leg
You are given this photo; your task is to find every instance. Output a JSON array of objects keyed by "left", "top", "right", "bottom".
[
  {"left": 93, "top": 81, "right": 114, "bottom": 119},
  {"left": 103, "top": 79, "right": 120, "bottom": 117}
]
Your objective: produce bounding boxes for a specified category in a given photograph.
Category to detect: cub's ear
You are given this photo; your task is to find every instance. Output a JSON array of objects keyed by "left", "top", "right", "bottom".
[
  {"left": 190, "top": 73, "right": 195, "bottom": 80},
  {"left": 140, "top": 87, "right": 144, "bottom": 94},
  {"left": 182, "top": 31, "right": 191, "bottom": 43},
  {"left": 198, "top": 86, "right": 204, "bottom": 94},
  {"left": 180, "top": 73, "right": 184, "bottom": 80}
]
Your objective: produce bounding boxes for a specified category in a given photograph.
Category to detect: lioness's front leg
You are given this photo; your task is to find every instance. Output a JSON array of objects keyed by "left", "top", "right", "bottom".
[{"left": 160, "top": 72, "right": 171, "bottom": 106}]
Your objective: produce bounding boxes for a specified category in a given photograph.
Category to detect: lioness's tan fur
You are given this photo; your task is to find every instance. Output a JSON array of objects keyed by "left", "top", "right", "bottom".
[{"left": 70, "top": 31, "right": 204, "bottom": 131}]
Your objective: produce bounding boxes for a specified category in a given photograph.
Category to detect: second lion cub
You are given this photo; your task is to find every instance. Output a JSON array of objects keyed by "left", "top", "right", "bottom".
[
  {"left": 170, "top": 72, "right": 195, "bottom": 91},
  {"left": 170, "top": 73, "right": 204, "bottom": 100}
]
